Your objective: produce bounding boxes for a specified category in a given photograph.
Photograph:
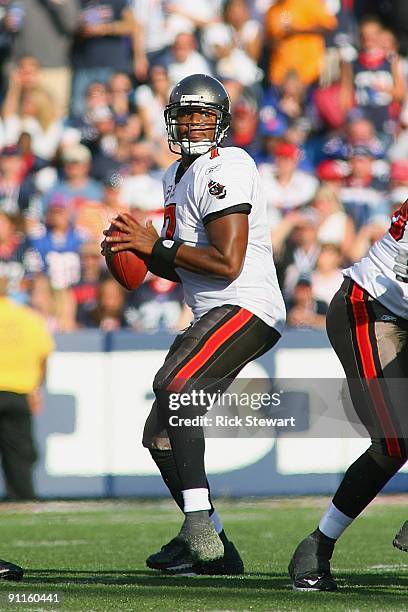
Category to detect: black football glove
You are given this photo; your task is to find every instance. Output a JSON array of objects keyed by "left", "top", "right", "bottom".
[{"left": 393, "top": 250, "right": 408, "bottom": 283}]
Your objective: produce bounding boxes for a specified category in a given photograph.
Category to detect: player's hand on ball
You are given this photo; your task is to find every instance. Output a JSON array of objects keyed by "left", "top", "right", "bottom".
[
  {"left": 393, "top": 250, "right": 408, "bottom": 283},
  {"left": 103, "top": 214, "right": 159, "bottom": 256},
  {"left": 100, "top": 238, "right": 107, "bottom": 257}
]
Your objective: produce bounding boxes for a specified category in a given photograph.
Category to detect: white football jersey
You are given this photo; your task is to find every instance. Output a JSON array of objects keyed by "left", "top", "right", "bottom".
[
  {"left": 161, "top": 146, "right": 286, "bottom": 332},
  {"left": 343, "top": 200, "right": 408, "bottom": 319}
]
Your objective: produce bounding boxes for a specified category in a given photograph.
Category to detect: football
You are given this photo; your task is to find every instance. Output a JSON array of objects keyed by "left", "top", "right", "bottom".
[{"left": 104, "top": 224, "right": 148, "bottom": 291}]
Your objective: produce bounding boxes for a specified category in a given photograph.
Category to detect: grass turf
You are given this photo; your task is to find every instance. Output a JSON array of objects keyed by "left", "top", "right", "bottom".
[{"left": 0, "top": 497, "right": 407, "bottom": 611}]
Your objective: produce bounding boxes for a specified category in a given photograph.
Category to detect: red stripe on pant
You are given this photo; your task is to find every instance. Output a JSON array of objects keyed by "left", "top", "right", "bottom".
[
  {"left": 350, "top": 283, "right": 402, "bottom": 457},
  {"left": 168, "top": 308, "right": 254, "bottom": 393}
]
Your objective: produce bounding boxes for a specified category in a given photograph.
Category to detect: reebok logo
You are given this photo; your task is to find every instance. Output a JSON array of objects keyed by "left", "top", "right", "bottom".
[{"left": 162, "top": 240, "right": 175, "bottom": 249}]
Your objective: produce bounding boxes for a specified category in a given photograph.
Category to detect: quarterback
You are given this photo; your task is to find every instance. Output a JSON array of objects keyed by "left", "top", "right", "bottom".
[
  {"left": 104, "top": 74, "right": 286, "bottom": 573},
  {"left": 289, "top": 200, "right": 408, "bottom": 590}
]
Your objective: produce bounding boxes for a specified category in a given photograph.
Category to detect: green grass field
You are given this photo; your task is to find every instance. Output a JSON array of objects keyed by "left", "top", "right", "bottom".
[{"left": 0, "top": 497, "right": 407, "bottom": 612}]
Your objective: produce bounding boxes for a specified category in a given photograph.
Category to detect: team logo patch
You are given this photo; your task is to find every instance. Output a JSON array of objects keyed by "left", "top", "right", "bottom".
[{"left": 208, "top": 180, "right": 226, "bottom": 199}]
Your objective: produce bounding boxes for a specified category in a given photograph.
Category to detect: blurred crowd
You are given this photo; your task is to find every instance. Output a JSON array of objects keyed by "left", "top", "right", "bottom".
[{"left": 0, "top": 0, "right": 408, "bottom": 333}]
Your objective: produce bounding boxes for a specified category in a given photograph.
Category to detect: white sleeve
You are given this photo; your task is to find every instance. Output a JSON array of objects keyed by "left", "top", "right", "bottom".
[{"left": 197, "top": 154, "right": 253, "bottom": 225}]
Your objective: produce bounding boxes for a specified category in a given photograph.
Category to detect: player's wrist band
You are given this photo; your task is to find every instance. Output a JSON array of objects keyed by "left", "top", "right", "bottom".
[{"left": 151, "top": 238, "right": 182, "bottom": 271}]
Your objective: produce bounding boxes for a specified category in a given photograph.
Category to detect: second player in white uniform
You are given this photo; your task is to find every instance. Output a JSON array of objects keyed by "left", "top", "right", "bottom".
[{"left": 289, "top": 199, "right": 408, "bottom": 591}]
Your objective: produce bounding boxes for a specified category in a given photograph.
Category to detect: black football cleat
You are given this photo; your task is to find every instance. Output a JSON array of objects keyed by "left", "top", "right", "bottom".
[
  {"left": 0, "top": 559, "right": 23, "bottom": 581},
  {"left": 393, "top": 521, "right": 408, "bottom": 552},
  {"left": 288, "top": 531, "right": 337, "bottom": 591},
  {"left": 146, "top": 536, "right": 244, "bottom": 575},
  {"left": 146, "top": 537, "right": 193, "bottom": 573}
]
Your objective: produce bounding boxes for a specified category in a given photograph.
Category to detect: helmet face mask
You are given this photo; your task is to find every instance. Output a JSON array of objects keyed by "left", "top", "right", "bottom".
[{"left": 164, "top": 75, "right": 231, "bottom": 156}]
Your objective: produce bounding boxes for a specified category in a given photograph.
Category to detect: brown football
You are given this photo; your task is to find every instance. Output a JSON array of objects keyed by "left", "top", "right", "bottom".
[{"left": 104, "top": 224, "right": 148, "bottom": 291}]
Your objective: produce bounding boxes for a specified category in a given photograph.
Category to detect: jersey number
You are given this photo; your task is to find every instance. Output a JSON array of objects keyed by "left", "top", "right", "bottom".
[
  {"left": 389, "top": 201, "right": 408, "bottom": 241},
  {"left": 163, "top": 204, "right": 176, "bottom": 239}
]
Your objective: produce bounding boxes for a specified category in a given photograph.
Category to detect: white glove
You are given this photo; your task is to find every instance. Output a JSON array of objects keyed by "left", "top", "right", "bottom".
[{"left": 393, "top": 250, "right": 408, "bottom": 283}]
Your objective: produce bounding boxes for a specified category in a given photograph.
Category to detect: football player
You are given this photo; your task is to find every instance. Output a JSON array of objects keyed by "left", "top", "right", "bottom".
[
  {"left": 103, "top": 74, "right": 286, "bottom": 574},
  {"left": 289, "top": 200, "right": 408, "bottom": 591}
]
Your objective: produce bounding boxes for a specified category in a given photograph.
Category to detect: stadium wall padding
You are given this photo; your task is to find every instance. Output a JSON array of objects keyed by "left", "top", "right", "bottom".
[{"left": 7, "top": 329, "right": 408, "bottom": 499}]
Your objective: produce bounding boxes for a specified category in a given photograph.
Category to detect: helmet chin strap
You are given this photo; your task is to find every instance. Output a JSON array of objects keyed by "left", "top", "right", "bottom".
[{"left": 180, "top": 138, "right": 214, "bottom": 156}]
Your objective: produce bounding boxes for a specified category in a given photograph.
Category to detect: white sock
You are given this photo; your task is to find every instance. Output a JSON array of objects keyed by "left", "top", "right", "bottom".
[
  {"left": 210, "top": 509, "right": 223, "bottom": 534},
  {"left": 182, "top": 488, "right": 211, "bottom": 513},
  {"left": 319, "top": 502, "right": 354, "bottom": 540}
]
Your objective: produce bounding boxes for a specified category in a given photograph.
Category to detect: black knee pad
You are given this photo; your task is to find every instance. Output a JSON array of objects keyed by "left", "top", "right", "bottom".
[{"left": 367, "top": 445, "right": 407, "bottom": 475}]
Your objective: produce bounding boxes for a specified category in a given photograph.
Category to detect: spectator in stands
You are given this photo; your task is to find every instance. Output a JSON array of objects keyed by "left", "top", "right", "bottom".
[
  {"left": 223, "top": 93, "right": 260, "bottom": 156},
  {"left": 67, "top": 81, "right": 110, "bottom": 140},
  {"left": 388, "top": 92, "right": 408, "bottom": 161},
  {"left": 316, "top": 159, "right": 349, "bottom": 193},
  {"left": 349, "top": 213, "right": 390, "bottom": 262},
  {"left": 27, "top": 194, "right": 87, "bottom": 291},
  {"left": 165, "top": 0, "right": 215, "bottom": 44},
  {"left": 0, "top": 0, "right": 25, "bottom": 95},
  {"left": 130, "top": 0, "right": 164, "bottom": 81},
  {"left": 83, "top": 105, "right": 124, "bottom": 181},
  {"left": 135, "top": 64, "right": 171, "bottom": 142},
  {"left": 70, "top": 0, "right": 136, "bottom": 118},
  {"left": 107, "top": 71, "right": 134, "bottom": 119},
  {"left": 340, "top": 15, "right": 406, "bottom": 138},
  {"left": 2, "top": 72, "right": 63, "bottom": 160},
  {"left": 274, "top": 209, "right": 321, "bottom": 300},
  {"left": 0, "top": 142, "right": 41, "bottom": 225},
  {"left": 29, "top": 273, "right": 77, "bottom": 332},
  {"left": 255, "top": 105, "right": 287, "bottom": 165},
  {"left": 286, "top": 276, "right": 327, "bottom": 330},
  {"left": 389, "top": 159, "right": 408, "bottom": 208},
  {"left": 260, "top": 70, "right": 318, "bottom": 136},
  {"left": 124, "top": 274, "right": 185, "bottom": 332},
  {"left": 84, "top": 80, "right": 110, "bottom": 114},
  {"left": 0, "top": 145, "right": 25, "bottom": 216},
  {"left": 259, "top": 141, "right": 319, "bottom": 225},
  {"left": 0, "top": 273, "right": 54, "bottom": 500},
  {"left": 202, "top": 0, "right": 263, "bottom": 88},
  {"left": 12, "top": 55, "right": 41, "bottom": 89},
  {"left": 43, "top": 144, "right": 102, "bottom": 214},
  {"left": 322, "top": 112, "right": 386, "bottom": 161},
  {"left": 340, "top": 144, "right": 389, "bottom": 230},
  {"left": 74, "top": 172, "right": 126, "bottom": 243},
  {"left": 120, "top": 141, "right": 163, "bottom": 219},
  {"left": 379, "top": 25, "right": 407, "bottom": 79},
  {"left": 311, "top": 243, "right": 344, "bottom": 307},
  {"left": 0, "top": 210, "right": 30, "bottom": 301},
  {"left": 264, "top": 0, "right": 337, "bottom": 87},
  {"left": 311, "top": 185, "right": 355, "bottom": 261},
  {"left": 8, "top": 0, "right": 79, "bottom": 117},
  {"left": 164, "top": 32, "right": 212, "bottom": 87},
  {"left": 73, "top": 242, "right": 105, "bottom": 325},
  {"left": 28, "top": 273, "right": 59, "bottom": 332},
  {"left": 112, "top": 114, "right": 140, "bottom": 163},
  {"left": 77, "top": 275, "right": 127, "bottom": 330}
]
